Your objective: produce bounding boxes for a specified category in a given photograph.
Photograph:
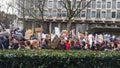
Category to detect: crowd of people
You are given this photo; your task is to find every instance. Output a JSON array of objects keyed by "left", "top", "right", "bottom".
[
  {"left": 52, "top": 33, "right": 118, "bottom": 51},
  {"left": 0, "top": 23, "right": 119, "bottom": 51},
  {"left": 0, "top": 29, "right": 119, "bottom": 51}
]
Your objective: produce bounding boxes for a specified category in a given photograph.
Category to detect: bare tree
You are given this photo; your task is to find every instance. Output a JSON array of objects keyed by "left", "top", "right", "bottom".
[
  {"left": 7, "top": 0, "right": 46, "bottom": 37},
  {"left": 0, "top": 1, "right": 16, "bottom": 29},
  {"left": 7, "top": 0, "right": 27, "bottom": 34},
  {"left": 26, "top": 0, "right": 46, "bottom": 33},
  {"left": 61, "top": 0, "right": 91, "bottom": 34}
]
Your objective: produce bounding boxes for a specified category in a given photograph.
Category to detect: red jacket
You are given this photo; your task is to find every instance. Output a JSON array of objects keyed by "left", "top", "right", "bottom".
[{"left": 66, "top": 42, "right": 70, "bottom": 50}]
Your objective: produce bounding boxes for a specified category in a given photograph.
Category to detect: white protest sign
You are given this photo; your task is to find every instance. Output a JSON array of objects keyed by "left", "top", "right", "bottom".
[
  {"left": 42, "top": 33, "right": 46, "bottom": 39},
  {"left": 55, "top": 27, "right": 60, "bottom": 37}
]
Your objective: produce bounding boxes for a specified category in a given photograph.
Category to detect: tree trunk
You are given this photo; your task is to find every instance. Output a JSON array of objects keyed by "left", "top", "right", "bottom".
[
  {"left": 40, "top": 17, "right": 47, "bottom": 33},
  {"left": 40, "top": 19, "right": 44, "bottom": 33},
  {"left": 22, "top": 15, "right": 26, "bottom": 36},
  {"left": 22, "top": 1, "right": 26, "bottom": 36},
  {"left": 67, "top": 18, "right": 72, "bottom": 35},
  {"left": 33, "top": 20, "right": 35, "bottom": 34},
  {"left": 40, "top": 19, "right": 48, "bottom": 39}
]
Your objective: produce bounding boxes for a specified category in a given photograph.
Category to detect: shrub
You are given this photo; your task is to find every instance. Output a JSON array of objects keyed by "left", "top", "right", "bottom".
[{"left": 0, "top": 50, "right": 120, "bottom": 68}]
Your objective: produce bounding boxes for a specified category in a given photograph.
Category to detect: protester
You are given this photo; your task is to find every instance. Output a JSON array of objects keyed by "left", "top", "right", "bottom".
[
  {"left": 25, "top": 41, "right": 31, "bottom": 49},
  {"left": 11, "top": 38, "right": 19, "bottom": 50},
  {"left": 3, "top": 36, "right": 9, "bottom": 49},
  {"left": 65, "top": 40, "right": 70, "bottom": 50},
  {"left": 0, "top": 37, "right": 4, "bottom": 49}
]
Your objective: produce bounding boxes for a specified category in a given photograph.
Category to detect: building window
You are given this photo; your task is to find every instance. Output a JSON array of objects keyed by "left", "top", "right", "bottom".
[
  {"left": 58, "top": 1, "right": 62, "bottom": 7},
  {"left": 91, "top": 11, "right": 96, "bottom": 18},
  {"left": 39, "top": 1, "right": 43, "bottom": 5},
  {"left": 25, "top": 0, "right": 29, "bottom": 8},
  {"left": 36, "top": 1, "right": 43, "bottom": 7},
  {"left": 30, "top": 0, "right": 34, "bottom": 7},
  {"left": 77, "top": 1, "right": 81, "bottom": 7},
  {"left": 71, "top": 1, "right": 76, "bottom": 8},
  {"left": 97, "top": 1, "right": 101, "bottom": 8},
  {"left": 96, "top": 10, "right": 101, "bottom": 18},
  {"left": 61, "top": 23, "right": 67, "bottom": 30},
  {"left": 53, "top": 10, "right": 57, "bottom": 17},
  {"left": 117, "top": 2, "right": 120, "bottom": 8},
  {"left": 101, "top": 11, "right": 106, "bottom": 18},
  {"left": 67, "top": 1, "right": 71, "bottom": 7},
  {"left": 62, "top": 10, "right": 66, "bottom": 17},
  {"left": 81, "top": 11, "right": 86, "bottom": 17},
  {"left": 48, "top": 9, "right": 52, "bottom": 17},
  {"left": 87, "top": 2, "right": 91, "bottom": 8},
  {"left": 117, "top": 11, "right": 120, "bottom": 18},
  {"left": 57, "top": 10, "right": 61, "bottom": 17},
  {"left": 44, "top": 10, "right": 48, "bottom": 16},
  {"left": 76, "top": 11, "right": 81, "bottom": 17},
  {"left": 36, "top": 10, "right": 40, "bottom": 17},
  {"left": 102, "top": 1, "right": 106, "bottom": 9},
  {"left": 45, "top": 2, "right": 47, "bottom": 7},
  {"left": 82, "top": 1, "right": 86, "bottom": 8},
  {"left": 92, "top": 1, "right": 96, "bottom": 8},
  {"left": 112, "top": 12, "right": 116, "bottom": 18},
  {"left": 48, "top": 1, "right": 53, "bottom": 7},
  {"left": 106, "top": 10, "right": 111, "bottom": 19},
  {"left": 77, "top": 13, "right": 81, "bottom": 18},
  {"left": 107, "top": 2, "right": 111, "bottom": 8},
  {"left": 28, "top": 9, "right": 34, "bottom": 16},
  {"left": 112, "top": 1, "right": 116, "bottom": 9}
]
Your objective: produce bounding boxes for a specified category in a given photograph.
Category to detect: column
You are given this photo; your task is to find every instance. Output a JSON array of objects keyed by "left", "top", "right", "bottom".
[
  {"left": 76, "top": 23, "right": 78, "bottom": 36},
  {"left": 49, "top": 22, "right": 52, "bottom": 34},
  {"left": 58, "top": 22, "right": 61, "bottom": 31}
]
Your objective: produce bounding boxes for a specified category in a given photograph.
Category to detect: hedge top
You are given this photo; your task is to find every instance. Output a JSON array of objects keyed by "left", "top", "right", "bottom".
[{"left": 0, "top": 49, "right": 120, "bottom": 58}]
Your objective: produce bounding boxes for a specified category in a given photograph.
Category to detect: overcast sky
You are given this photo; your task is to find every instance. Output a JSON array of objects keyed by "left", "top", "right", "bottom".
[{"left": 0, "top": 0, "right": 13, "bottom": 14}]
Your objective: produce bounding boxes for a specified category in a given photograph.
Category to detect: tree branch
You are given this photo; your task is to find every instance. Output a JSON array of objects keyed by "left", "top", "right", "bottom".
[{"left": 73, "top": 0, "right": 91, "bottom": 17}]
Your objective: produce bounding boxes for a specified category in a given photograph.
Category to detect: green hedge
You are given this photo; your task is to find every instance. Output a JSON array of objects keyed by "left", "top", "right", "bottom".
[{"left": 0, "top": 50, "right": 120, "bottom": 68}]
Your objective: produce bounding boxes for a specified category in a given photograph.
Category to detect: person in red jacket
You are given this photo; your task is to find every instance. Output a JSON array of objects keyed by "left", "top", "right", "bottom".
[{"left": 66, "top": 40, "right": 70, "bottom": 50}]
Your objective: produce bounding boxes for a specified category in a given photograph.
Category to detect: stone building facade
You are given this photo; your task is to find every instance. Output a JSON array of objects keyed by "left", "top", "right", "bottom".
[{"left": 17, "top": 0, "right": 120, "bottom": 34}]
